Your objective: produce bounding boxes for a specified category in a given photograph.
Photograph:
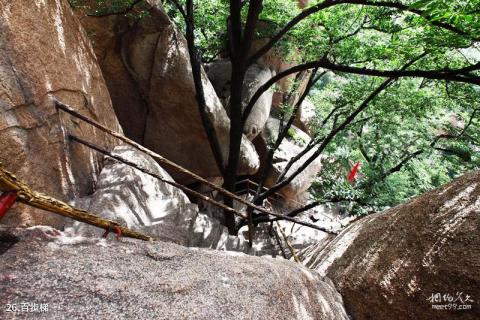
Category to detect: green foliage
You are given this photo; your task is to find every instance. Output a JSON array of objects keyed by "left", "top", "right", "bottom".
[
  {"left": 309, "top": 74, "right": 479, "bottom": 215},
  {"left": 287, "top": 127, "right": 307, "bottom": 145},
  {"left": 410, "top": 0, "right": 480, "bottom": 37},
  {"left": 164, "top": 0, "right": 230, "bottom": 61},
  {"left": 73, "top": 0, "right": 479, "bottom": 215},
  {"left": 170, "top": 0, "right": 479, "bottom": 215},
  {"left": 69, "top": 0, "right": 149, "bottom": 19}
]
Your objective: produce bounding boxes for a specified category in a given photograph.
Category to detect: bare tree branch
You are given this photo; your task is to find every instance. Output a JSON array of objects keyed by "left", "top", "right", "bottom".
[
  {"left": 254, "top": 69, "right": 325, "bottom": 198},
  {"left": 458, "top": 107, "right": 479, "bottom": 137},
  {"left": 241, "top": 0, "right": 264, "bottom": 60},
  {"left": 255, "top": 53, "right": 432, "bottom": 203},
  {"left": 243, "top": 56, "right": 480, "bottom": 121},
  {"left": 167, "top": 0, "right": 187, "bottom": 19},
  {"left": 257, "top": 77, "right": 395, "bottom": 203},
  {"left": 275, "top": 103, "right": 350, "bottom": 183},
  {"left": 380, "top": 149, "right": 424, "bottom": 179},
  {"left": 167, "top": 0, "right": 226, "bottom": 174}
]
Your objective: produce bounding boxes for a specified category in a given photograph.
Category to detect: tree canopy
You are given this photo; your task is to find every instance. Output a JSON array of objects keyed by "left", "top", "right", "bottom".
[{"left": 73, "top": 0, "right": 479, "bottom": 224}]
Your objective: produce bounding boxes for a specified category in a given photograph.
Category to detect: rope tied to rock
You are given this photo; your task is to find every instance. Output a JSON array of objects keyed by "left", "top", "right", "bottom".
[
  {"left": 0, "top": 163, "right": 153, "bottom": 241},
  {"left": 56, "top": 98, "right": 337, "bottom": 236}
]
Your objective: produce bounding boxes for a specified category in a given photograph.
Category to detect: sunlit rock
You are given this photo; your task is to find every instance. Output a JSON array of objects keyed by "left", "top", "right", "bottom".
[
  {"left": 0, "top": 0, "right": 121, "bottom": 228},
  {"left": 207, "top": 60, "right": 274, "bottom": 140},
  {"left": 78, "top": 2, "right": 260, "bottom": 184},
  {"left": 72, "top": 145, "right": 199, "bottom": 245},
  {"left": 301, "top": 171, "right": 480, "bottom": 320}
]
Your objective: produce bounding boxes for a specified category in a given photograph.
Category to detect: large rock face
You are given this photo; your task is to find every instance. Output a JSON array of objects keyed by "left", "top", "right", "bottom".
[
  {"left": 207, "top": 60, "right": 274, "bottom": 140},
  {"left": 0, "top": 0, "right": 121, "bottom": 228},
  {"left": 254, "top": 117, "right": 323, "bottom": 201},
  {"left": 294, "top": 98, "right": 316, "bottom": 136},
  {"left": 0, "top": 226, "right": 349, "bottom": 320},
  {"left": 68, "top": 144, "right": 284, "bottom": 253},
  {"left": 78, "top": 2, "right": 259, "bottom": 183},
  {"left": 72, "top": 145, "right": 199, "bottom": 245},
  {"left": 302, "top": 171, "right": 480, "bottom": 320}
]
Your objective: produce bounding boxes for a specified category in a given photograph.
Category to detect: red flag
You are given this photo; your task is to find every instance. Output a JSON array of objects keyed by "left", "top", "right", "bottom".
[
  {"left": 348, "top": 161, "right": 360, "bottom": 182},
  {"left": 0, "top": 192, "right": 17, "bottom": 221}
]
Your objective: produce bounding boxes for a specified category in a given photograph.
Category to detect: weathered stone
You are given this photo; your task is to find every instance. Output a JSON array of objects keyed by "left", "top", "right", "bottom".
[
  {"left": 0, "top": 0, "right": 121, "bottom": 228},
  {"left": 248, "top": 36, "right": 312, "bottom": 109},
  {"left": 254, "top": 117, "right": 323, "bottom": 201},
  {"left": 294, "top": 98, "right": 316, "bottom": 136},
  {"left": 72, "top": 145, "right": 199, "bottom": 245},
  {"left": 188, "top": 211, "right": 259, "bottom": 253},
  {"left": 68, "top": 144, "right": 288, "bottom": 254},
  {"left": 78, "top": 2, "right": 259, "bottom": 184},
  {"left": 275, "top": 209, "right": 348, "bottom": 256},
  {"left": 302, "top": 171, "right": 480, "bottom": 320},
  {"left": 189, "top": 204, "right": 286, "bottom": 257},
  {"left": 207, "top": 60, "right": 274, "bottom": 140},
  {"left": 0, "top": 226, "right": 349, "bottom": 320},
  {"left": 201, "top": 194, "right": 343, "bottom": 257}
]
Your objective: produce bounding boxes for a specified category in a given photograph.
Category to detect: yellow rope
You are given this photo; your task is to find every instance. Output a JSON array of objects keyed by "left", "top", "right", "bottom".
[
  {"left": 0, "top": 163, "right": 153, "bottom": 241},
  {"left": 275, "top": 221, "right": 300, "bottom": 263}
]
